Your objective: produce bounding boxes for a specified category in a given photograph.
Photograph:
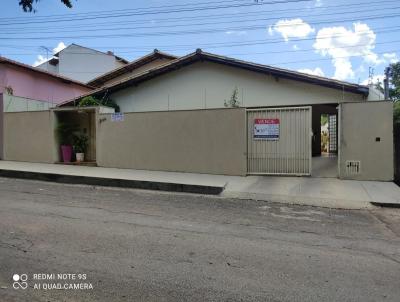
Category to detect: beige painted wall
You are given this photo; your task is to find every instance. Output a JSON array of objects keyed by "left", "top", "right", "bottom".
[
  {"left": 339, "top": 101, "right": 393, "bottom": 181},
  {"left": 111, "top": 61, "right": 365, "bottom": 113},
  {"left": 3, "top": 111, "right": 57, "bottom": 163},
  {"left": 97, "top": 108, "right": 247, "bottom": 176}
]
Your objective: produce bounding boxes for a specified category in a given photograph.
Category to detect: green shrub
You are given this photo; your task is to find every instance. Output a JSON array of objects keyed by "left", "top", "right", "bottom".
[
  {"left": 78, "top": 96, "right": 120, "bottom": 112},
  {"left": 73, "top": 133, "right": 89, "bottom": 153},
  {"left": 78, "top": 96, "right": 100, "bottom": 107}
]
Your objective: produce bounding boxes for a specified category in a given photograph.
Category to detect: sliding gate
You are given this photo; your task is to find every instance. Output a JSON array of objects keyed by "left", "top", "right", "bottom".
[{"left": 247, "top": 107, "right": 312, "bottom": 175}]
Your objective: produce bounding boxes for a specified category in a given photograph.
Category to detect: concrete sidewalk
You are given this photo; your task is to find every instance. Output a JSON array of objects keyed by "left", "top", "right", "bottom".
[
  {"left": 0, "top": 161, "right": 227, "bottom": 195},
  {"left": 223, "top": 176, "right": 400, "bottom": 209},
  {"left": 0, "top": 160, "right": 399, "bottom": 209}
]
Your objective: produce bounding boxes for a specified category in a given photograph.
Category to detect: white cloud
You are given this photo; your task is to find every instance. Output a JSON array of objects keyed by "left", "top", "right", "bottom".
[
  {"left": 298, "top": 67, "right": 325, "bottom": 77},
  {"left": 225, "top": 30, "right": 247, "bottom": 36},
  {"left": 268, "top": 18, "right": 315, "bottom": 42},
  {"left": 33, "top": 41, "right": 66, "bottom": 67},
  {"left": 53, "top": 42, "right": 66, "bottom": 54},
  {"left": 315, "top": 0, "right": 323, "bottom": 7},
  {"left": 33, "top": 55, "right": 47, "bottom": 67},
  {"left": 333, "top": 58, "right": 354, "bottom": 80},
  {"left": 361, "top": 74, "right": 384, "bottom": 86},
  {"left": 313, "top": 22, "right": 380, "bottom": 80},
  {"left": 383, "top": 52, "right": 399, "bottom": 64}
]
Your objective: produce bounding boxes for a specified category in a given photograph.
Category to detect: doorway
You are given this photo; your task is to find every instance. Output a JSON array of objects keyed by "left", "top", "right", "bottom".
[
  {"left": 53, "top": 107, "right": 97, "bottom": 165},
  {"left": 312, "top": 104, "right": 338, "bottom": 178}
]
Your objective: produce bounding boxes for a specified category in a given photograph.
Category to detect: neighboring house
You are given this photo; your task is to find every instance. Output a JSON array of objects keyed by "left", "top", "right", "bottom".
[
  {"left": 88, "top": 49, "right": 177, "bottom": 88},
  {"left": 0, "top": 56, "right": 92, "bottom": 106},
  {"left": 0, "top": 56, "right": 93, "bottom": 160},
  {"left": 36, "top": 44, "right": 129, "bottom": 83}
]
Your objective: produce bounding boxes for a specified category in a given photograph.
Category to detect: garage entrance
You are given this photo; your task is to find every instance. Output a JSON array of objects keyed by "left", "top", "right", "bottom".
[{"left": 247, "top": 107, "right": 312, "bottom": 175}]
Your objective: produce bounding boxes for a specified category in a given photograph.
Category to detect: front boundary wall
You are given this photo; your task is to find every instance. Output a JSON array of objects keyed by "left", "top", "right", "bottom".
[
  {"left": 1, "top": 104, "right": 394, "bottom": 181},
  {"left": 339, "top": 101, "right": 394, "bottom": 181},
  {"left": 3, "top": 111, "right": 57, "bottom": 163},
  {"left": 97, "top": 108, "right": 247, "bottom": 176}
]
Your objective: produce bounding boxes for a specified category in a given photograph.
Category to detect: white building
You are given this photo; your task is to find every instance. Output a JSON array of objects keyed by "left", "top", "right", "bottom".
[{"left": 36, "top": 44, "right": 128, "bottom": 83}]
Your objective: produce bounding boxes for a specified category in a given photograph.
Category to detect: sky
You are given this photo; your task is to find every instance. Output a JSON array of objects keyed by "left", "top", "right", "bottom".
[{"left": 0, "top": 0, "right": 399, "bottom": 85}]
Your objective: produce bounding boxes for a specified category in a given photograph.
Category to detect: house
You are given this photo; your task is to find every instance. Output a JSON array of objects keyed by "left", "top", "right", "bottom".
[
  {"left": 0, "top": 56, "right": 92, "bottom": 110},
  {"left": 2, "top": 50, "right": 393, "bottom": 182},
  {"left": 36, "top": 44, "right": 129, "bottom": 83}
]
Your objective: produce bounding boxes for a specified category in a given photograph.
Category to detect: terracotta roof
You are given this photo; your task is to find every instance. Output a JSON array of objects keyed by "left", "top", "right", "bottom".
[
  {"left": 0, "top": 56, "right": 93, "bottom": 88},
  {"left": 58, "top": 49, "right": 369, "bottom": 107},
  {"left": 87, "top": 49, "right": 177, "bottom": 87}
]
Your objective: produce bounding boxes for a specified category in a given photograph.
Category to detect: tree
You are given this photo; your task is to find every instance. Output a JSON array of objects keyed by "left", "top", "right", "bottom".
[
  {"left": 389, "top": 62, "right": 400, "bottom": 102},
  {"left": 388, "top": 62, "right": 400, "bottom": 124},
  {"left": 19, "top": 0, "right": 73, "bottom": 12}
]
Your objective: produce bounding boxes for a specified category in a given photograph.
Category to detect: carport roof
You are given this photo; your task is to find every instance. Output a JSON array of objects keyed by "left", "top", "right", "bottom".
[{"left": 58, "top": 49, "right": 369, "bottom": 107}]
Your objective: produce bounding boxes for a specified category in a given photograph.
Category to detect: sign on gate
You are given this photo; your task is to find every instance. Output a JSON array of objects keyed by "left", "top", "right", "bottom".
[
  {"left": 253, "top": 118, "right": 280, "bottom": 140},
  {"left": 111, "top": 112, "right": 124, "bottom": 122}
]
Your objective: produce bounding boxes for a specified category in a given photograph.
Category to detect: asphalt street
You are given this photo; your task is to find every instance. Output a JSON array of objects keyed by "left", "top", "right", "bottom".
[{"left": 0, "top": 177, "right": 399, "bottom": 302}]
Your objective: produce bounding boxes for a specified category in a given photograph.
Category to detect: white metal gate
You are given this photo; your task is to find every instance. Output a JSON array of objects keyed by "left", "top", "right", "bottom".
[
  {"left": 247, "top": 107, "right": 312, "bottom": 175},
  {"left": 328, "top": 114, "right": 337, "bottom": 153}
]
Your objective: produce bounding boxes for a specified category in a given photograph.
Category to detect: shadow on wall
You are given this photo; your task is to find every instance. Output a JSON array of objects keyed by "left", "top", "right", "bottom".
[{"left": 395, "top": 123, "right": 400, "bottom": 186}]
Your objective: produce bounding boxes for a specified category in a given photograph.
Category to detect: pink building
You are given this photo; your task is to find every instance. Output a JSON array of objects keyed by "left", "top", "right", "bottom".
[
  {"left": 0, "top": 56, "right": 93, "bottom": 160},
  {"left": 0, "top": 56, "right": 92, "bottom": 104}
]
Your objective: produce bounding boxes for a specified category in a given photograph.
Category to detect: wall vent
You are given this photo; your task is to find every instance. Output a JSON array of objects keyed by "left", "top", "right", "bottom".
[{"left": 345, "top": 160, "right": 361, "bottom": 175}]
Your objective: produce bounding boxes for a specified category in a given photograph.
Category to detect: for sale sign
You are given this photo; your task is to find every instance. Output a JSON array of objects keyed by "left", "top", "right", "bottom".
[{"left": 253, "top": 118, "right": 280, "bottom": 140}]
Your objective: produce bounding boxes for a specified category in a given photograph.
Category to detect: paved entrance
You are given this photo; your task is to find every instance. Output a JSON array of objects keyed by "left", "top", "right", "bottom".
[{"left": 312, "top": 155, "right": 337, "bottom": 178}]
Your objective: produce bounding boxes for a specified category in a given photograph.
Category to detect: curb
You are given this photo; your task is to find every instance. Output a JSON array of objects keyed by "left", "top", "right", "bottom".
[
  {"left": 370, "top": 202, "right": 400, "bottom": 208},
  {"left": 0, "top": 169, "right": 224, "bottom": 195}
]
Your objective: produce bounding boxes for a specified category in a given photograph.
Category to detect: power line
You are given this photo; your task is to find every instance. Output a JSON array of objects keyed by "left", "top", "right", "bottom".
[
  {"left": 0, "top": 0, "right": 313, "bottom": 26},
  {"left": 0, "top": 0, "right": 248, "bottom": 21},
  {"left": 2, "top": 6, "right": 400, "bottom": 36},
  {"left": 1, "top": 24, "right": 399, "bottom": 53},
  {"left": 1, "top": 13, "right": 399, "bottom": 41},
  {"left": 3, "top": 38, "right": 400, "bottom": 57},
  {"left": 268, "top": 48, "right": 400, "bottom": 65},
  {"left": 3, "top": 0, "right": 398, "bottom": 30}
]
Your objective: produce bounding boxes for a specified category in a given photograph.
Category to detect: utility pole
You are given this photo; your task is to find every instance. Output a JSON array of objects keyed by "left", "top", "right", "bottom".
[
  {"left": 368, "top": 67, "right": 374, "bottom": 86},
  {"left": 384, "top": 66, "right": 391, "bottom": 100}
]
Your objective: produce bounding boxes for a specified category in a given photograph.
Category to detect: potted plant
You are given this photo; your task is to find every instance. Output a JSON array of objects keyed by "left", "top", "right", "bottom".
[
  {"left": 73, "top": 133, "right": 88, "bottom": 162},
  {"left": 56, "top": 123, "right": 78, "bottom": 163}
]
